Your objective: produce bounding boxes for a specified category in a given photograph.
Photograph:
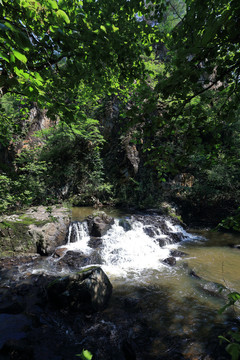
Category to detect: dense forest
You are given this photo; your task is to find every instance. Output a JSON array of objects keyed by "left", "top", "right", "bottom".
[
  {"left": 1, "top": 2, "right": 240, "bottom": 360},
  {"left": 0, "top": 0, "right": 240, "bottom": 228}
]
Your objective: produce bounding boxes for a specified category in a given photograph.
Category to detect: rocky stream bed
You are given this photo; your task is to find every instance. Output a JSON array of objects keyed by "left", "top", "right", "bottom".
[{"left": 0, "top": 206, "right": 238, "bottom": 360}]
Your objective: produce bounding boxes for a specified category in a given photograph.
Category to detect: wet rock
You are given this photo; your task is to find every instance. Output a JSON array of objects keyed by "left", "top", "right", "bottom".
[
  {"left": 53, "top": 247, "right": 68, "bottom": 258},
  {"left": 163, "top": 257, "right": 176, "bottom": 266},
  {"left": 47, "top": 266, "right": 112, "bottom": 312},
  {"left": 132, "top": 214, "right": 185, "bottom": 245},
  {"left": 66, "top": 221, "right": 86, "bottom": 243},
  {"left": 156, "top": 237, "right": 170, "bottom": 247},
  {"left": 143, "top": 227, "right": 157, "bottom": 237},
  {"left": 170, "top": 233, "right": 183, "bottom": 243},
  {"left": 87, "top": 212, "right": 114, "bottom": 237},
  {"left": 88, "top": 237, "right": 103, "bottom": 249},
  {"left": 196, "top": 281, "right": 226, "bottom": 299},
  {"left": 133, "top": 214, "right": 178, "bottom": 232},
  {"left": 189, "top": 269, "right": 201, "bottom": 279},
  {"left": 123, "top": 297, "right": 139, "bottom": 311},
  {"left": 0, "top": 298, "right": 24, "bottom": 314},
  {"left": 56, "top": 250, "right": 102, "bottom": 271},
  {"left": 119, "top": 219, "right": 132, "bottom": 232},
  {"left": 0, "top": 254, "right": 40, "bottom": 270},
  {"left": 170, "top": 250, "right": 188, "bottom": 257}
]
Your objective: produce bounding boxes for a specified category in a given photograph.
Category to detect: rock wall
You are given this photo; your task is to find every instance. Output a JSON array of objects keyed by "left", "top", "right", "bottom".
[{"left": 0, "top": 205, "right": 70, "bottom": 257}]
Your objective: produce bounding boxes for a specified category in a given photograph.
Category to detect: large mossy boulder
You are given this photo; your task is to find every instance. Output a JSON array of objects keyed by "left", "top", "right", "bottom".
[
  {"left": 47, "top": 266, "right": 112, "bottom": 312},
  {"left": 0, "top": 206, "right": 70, "bottom": 257}
]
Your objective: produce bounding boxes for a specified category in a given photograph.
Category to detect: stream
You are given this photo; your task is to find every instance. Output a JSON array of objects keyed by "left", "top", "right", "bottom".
[
  {"left": 1, "top": 207, "right": 240, "bottom": 359},
  {"left": 58, "top": 208, "right": 240, "bottom": 358}
]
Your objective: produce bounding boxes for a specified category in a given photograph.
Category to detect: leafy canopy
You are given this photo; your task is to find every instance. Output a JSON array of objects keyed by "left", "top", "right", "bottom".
[{"left": 0, "top": 0, "right": 165, "bottom": 122}]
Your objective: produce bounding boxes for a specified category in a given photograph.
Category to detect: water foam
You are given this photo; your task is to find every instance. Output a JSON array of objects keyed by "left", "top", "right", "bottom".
[{"left": 57, "top": 217, "right": 202, "bottom": 277}]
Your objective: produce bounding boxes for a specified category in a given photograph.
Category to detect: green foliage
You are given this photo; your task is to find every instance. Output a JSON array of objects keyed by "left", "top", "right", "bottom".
[
  {"left": 219, "top": 292, "right": 240, "bottom": 315},
  {"left": 0, "top": 94, "right": 30, "bottom": 145},
  {"left": 128, "top": 0, "right": 240, "bottom": 208},
  {"left": 0, "top": 0, "right": 164, "bottom": 126},
  {"left": 218, "top": 292, "right": 240, "bottom": 360},
  {"left": 0, "top": 108, "right": 115, "bottom": 213},
  {"left": 0, "top": 174, "right": 15, "bottom": 212},
  {"left": 0, "top": 0, "right": 239, "bottom": 216},
  {"left": 219, "top": 334, "right": 240, "bottom": 360},
  {"left": 217, "top": 208, "right": 240, "bottom": 233},
  {"left": 76, "top": 349, "right": 93, "bottom": 360}
]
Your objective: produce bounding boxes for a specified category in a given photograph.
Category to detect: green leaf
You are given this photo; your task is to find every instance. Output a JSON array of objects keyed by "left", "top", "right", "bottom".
[
  {"left": 13, "top": 50, "right": 27, "bottom": 64},
  {"left": 56, "top": 10, "right": 70, "bottom": 24},
  {"left": 218, "top": 335, "right": 230, "bottom": 344},
  {"left": 76, "top": 349, "right": 93, "bottom": 360},
  {"left": 100, "top": 25, "right": 107, "bottom": 33},
  {"left": 10, "top": 53, "right": 15, "bottom": 63},
  {"left": 226, "top": 343, "right": 240, "bottom": 360},
  {"left": 112, "top": 25, "right": 119, "bottom": 32},
  {"left": 0, "top": 52, "right": 9, "bottom": 63},
  {"left": 47, "top": 0, "right": 58, "bottom": 10}
]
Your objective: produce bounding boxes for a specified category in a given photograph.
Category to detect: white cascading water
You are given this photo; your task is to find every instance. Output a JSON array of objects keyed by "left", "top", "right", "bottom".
[
  {"left": 62, "top": 217, "right": 202, "bottom": 277},
  {"left": 65, "top": 221, "right": 92, "bottom": 254},
  {"left": 100, "top": 220, "right": 170, "bottom": 275},
  {"left": 165, "top": 220, "right": 205, "bottom": 242}
]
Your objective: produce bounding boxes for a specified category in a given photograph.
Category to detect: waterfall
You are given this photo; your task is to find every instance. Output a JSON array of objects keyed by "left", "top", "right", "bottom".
[
  {"left": 65, "top": 221, "right": 92, "bottom": 253},
  {"left": 61, "top": 216, "right": 202, "bottom": 277},
  {"left": 100, "top": 220, "right": 170, "bottom": 273}
]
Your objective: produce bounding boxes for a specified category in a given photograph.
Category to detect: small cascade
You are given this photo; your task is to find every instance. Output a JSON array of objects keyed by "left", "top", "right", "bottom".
[
  {"left": 55, "top": 215, "right": 203, "bottom": 277},
  {"left": 64, "top": 221, "right": 92, "bottom": 253},
  {"left": 100, "top": 220, "right": 170, "bottom": 274},
  {"left": 67, "top": 221, "right": 89, "bottom": 243},
  {"left": 165, "top": 220, "right": 204, "bottom": 242}
]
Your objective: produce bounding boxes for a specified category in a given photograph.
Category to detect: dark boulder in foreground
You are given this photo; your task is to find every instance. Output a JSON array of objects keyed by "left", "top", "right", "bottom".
[{"left": 47, "top": 266, "right": 112, "bottom": 312}]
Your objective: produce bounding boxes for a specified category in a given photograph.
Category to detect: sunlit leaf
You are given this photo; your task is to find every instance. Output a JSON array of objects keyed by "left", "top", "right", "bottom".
[
  {"left": 0, "top": 52, "right": 9, "bottom": 63},
  {"left": 100, "top": 25, "right": 107, "bottom": 33},
  {"left": 56, "top": 9, "right": 70, "bottom": 24},
  {"left": 76, "top": 349, "right": 93, "bottom": 360},
  {"left": 13, "top": 50, "right": 27, "bottom": 64}
]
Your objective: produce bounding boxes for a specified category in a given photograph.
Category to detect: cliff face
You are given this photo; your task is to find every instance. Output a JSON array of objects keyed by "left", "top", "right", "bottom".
[
  {"left": 0, "top": 105, "right": 55, "bottom": 170},
  {"left": 99, "top": 97, "right": 141, "bottom": 183},
  {"left": 14, "top": 105, "right": 55, "bottom": 155},
  {"left": 98, "top": 97, "right": 162, "bottom": 208}
]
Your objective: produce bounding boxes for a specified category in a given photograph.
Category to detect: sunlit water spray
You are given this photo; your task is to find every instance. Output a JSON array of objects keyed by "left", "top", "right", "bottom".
[
  {"left": 59, "top": 217, "right": 202, "bottom": 278},
  {"left": 100, "top": 220, "right": 170, "bottom": 276}
]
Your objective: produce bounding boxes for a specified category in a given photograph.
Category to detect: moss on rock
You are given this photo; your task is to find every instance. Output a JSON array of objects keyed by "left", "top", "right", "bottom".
[
  {"left": 0, "top": 205, "right": 71, "bottom": 257},
  {"left": 0, "top": 220, "right": 36, "bottom": 255}
]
